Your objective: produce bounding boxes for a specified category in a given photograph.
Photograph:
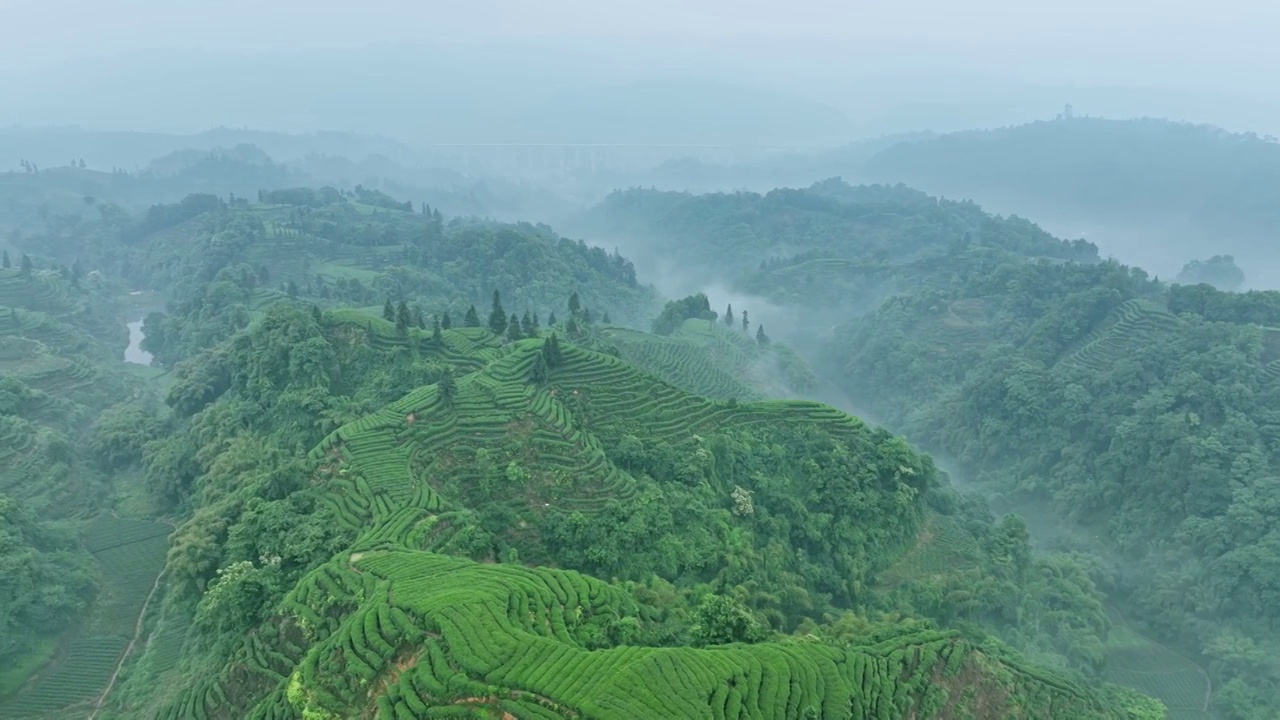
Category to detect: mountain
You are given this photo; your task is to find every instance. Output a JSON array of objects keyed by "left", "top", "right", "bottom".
[{"left": 861, "top": 117, "right": 1280, "bottom": 287}]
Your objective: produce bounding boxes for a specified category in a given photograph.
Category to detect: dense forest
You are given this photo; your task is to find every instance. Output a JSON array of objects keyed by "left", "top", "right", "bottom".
[
  {"left": 580, "top": 177, "right": 1280, "bottom": 719},
  {"left": 0, "top": 170, "right": 1175, "bottom": 719},
  {"left": 858, "top": 117, "right": 1280, "bottom": 286}
]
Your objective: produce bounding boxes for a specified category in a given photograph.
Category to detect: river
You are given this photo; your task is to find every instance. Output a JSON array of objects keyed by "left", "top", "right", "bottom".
[{"left": 124, "top": 319, "right": 152, "bottom": 366}]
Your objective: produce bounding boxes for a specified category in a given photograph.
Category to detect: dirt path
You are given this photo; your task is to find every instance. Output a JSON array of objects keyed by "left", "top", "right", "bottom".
[{"left": 86, "top": 570, "right": 167, "bottom": 720}]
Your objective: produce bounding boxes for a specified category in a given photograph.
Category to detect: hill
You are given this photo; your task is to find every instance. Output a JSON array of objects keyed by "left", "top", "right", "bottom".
[
  {"left": 861, "top": 117, "right": 1280, "bottom": 286},
  {"left": 89, "top": 304, "right": 1157, "bottom": 719}
]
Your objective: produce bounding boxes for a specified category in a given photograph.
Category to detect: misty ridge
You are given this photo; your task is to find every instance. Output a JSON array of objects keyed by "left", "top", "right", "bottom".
[{"left": 6, "top": 10, "right": 1280, "bottom": 720}]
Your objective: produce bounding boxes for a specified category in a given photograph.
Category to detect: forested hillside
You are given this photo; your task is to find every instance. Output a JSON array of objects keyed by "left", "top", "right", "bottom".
[
  {"left": 583, "top": 177, "right": 1280, "bottom": 719},
  {"left": 0, "top": 187, "right": 1165, "bottom": 719},
  {"left": 859, "top": 118, "right": 1280, "bottom": 285}
]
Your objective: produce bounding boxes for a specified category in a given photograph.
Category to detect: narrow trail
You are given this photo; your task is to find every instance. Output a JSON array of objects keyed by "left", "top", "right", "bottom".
[{"left": 86, "top": 570, "right": 166, "bottom": 720}]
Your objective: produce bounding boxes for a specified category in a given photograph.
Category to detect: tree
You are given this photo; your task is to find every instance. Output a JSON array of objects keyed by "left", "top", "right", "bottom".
[
  {"left": 382, "top": 298, "right": 396, "bottom": 322},
  {"left": 741, "top": 310, "right": 749, "bottom": 333},
  {"left": 396, "top": 301, "right": 411, "bottom": 333},
  {"left": 1, "top": 251, "right": 9, "bottom": 269},
  {"left": 756, "top": 324, "right": 769, "bottom": 344},
  {"left": 441, "top": 311, "right": 452, "bottom": 330},
  {"left": 414, "top": 307, "right": 426, "bottom": 329},
  {"left": 19, "top": 254, "right": 32, "bottom": 276},
  {"left": 568, "top": 291, "right": 581, "bottom": 317},
  {"left": 432, "top": 318, "right": 442, "bottom": 343},
  {"left": 582, "top": 308, "right": 593, "bottom": 324},
  {"left": 541, "top": 333, "right": 564, "bottom": 368},
  {"left": 506, "top": 313, "right": 522, "bottom": 342},
  {"left": 690, "top": 594, "right": 766, "bottom": 646},
  {"left": 488, "top": 290, "right": 507, "bottom": 335},
  {"left": 602, "top": 311, "right": 611, "bottom": 324},
  {"left": 529, "top": 352, "right": 549, "bottom": 385},
  {"left": 258, "top": 265, "right": 270, "bottom": 284},
  {"left": 286, "top": 280, "right": 299, "bottom": 298},
  {"left": 438, "top": 371, "right": 457, "bottom": 405},
  {"left": 548, "top": 311, "right": 558, "bottom": 326},
  {"left": 311, "top": 305, "right": 323, "bottom": 324},
  {"left": 724, "top": 304, "right": 735, "bottom": 326},
  {"left": 463, "top": 305, "right": 480, "bottom": 327},
  {"left": 521, "top": 311, "right": 535, "bottom": 338}
]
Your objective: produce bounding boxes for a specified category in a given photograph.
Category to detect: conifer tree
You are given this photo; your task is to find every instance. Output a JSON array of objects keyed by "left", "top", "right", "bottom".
[
  {"left": 541, "top": 333, "right": 564, "bottom": 368},
  {"left": 488, "top": 290, "right": 507, "bottom": 335},
  {"left": 441, "top": 311, "right": 452, "bottom": 330},
  {"left": 530, "top": 351, "right": 549, "bottom": 385},
  {"left": 311, "top": 305, "right": 323, "bottom": 323},
  {"left": 414, "top": 307, "right": 426, "bottom": 329},
  {"left": 741, "top": 310, "right": 749, "bottom": 333},
  {"left": 566, "top": 318, "right": 579, "bottom": 335},
  {"left": 2, "top": 250, "right": 10, "bottom": 269},
  {"left": 756, "top": 324, "right": 769, "bottom": 344},
  {"left": 583, "top": 307, "right": 593, "bottom": 324},
  {"left": 548, "top": 311, "right": 558, "bottom": 326},
  {"left": 568, "top": 291, "right": 581, "bottom": 317},
  {"left": 19, "top": 254, "right": 32, "bottom": 276},
  {"left": 432, "top": 318, "right": 443, "bottom": 343},
  {"left": 287, "top": 280, "right": 299, "bottom": 298},
  {"left": 602, "top": 311, "right": 611, "bottom": 324},
  {"left": 724, "top": 304, "right": 734, "bottom": 326},
  {"left": 532, "top": 312, "right": 540, "bottom": 332},
  {"left": 464, "top": 305, "right": 480, "bottom": 327},
  {"left": 383, "top": 298, "right": 396, "bottom": 322},
  {"left": 438, "top": 371, "right": 457, "bottom": 405},
  {"left": 506, "top": 313, "right": 522, "bottom": 342},
  {"left": 521, "top": 310, "right": 535, "bottom": 337},
  {"left": 396, "top": 301, "right": 411, "bottom": 333}
]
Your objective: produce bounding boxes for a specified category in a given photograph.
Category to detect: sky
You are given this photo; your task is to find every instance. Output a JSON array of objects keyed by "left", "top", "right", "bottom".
[{"left": 3, "top": 0, "right": 1279, "bottom": 138}]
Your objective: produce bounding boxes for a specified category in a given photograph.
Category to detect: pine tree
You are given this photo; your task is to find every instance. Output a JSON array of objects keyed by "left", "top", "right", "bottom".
[
  {"left": 438, "top": 371, "right": 457, "bottom": 405},
  {"left": 19, "top": 254, "right": 32, "bottom": 276},
  {"left": 432, "top": 318, "right": 443, "bottom": 343},
  {"left": 383, "top": 298, "right": 396, "bottom": 322},
  {"left": 520, "top": 311, "right": 535, "bottom": 337},
  {"left": 548, "top": 311, "right": 558, "bottom": 326},
  {"left": 724, "top": 304, "right": 734, "bottom": 326},
  {"left": 1, "top": 250, "right": 9, "bottom": 269},
  {"left": 441, "top": 311, "right": 452, "bottom": 330},
  {"left": 311, "top": 305, "right": 323, "bottom": 323},
  {"left": 566, "top": 318, "right": 579, "bottom": 335},
  {"left": 532, "top": 312, "right": 540, "bottom": 332},
  {"left": 756, "top": 324, "right": 769, "bottom": 344},
  {"left": 506, "top": 313, "right": 522, "bottom": 342},
  {"left": 396, "top": 301, "right": 411, "bottom": 333},
  {"left": 602, "top": 311, "right": 611, "bottom": 324},
  {"left": 488, "top": 290, "right": 507, "bottom": 335},
  {"left": 530, "top": 351, "right": 549, "bottom": 385},
  {"left": 258, "top": 265, "right": 270, "bottom": 284},
  {"left": 741, "top": 310, "right": 749, "bottom": 333},
  {"left": 415, "top": 307, "right": 426, "bottom": 329},
  {"left": 464, "top": 305, "right": 480, "bottom": 327},
  {"left": 568, "top": 291, "right": 581, "bottom": 317},
  {"left": 287, "top": 280, "right": 299, "bottom": 298},
  {"left": 582, "top": 308, "right": 593, "bottom": 324},
  {"left": 541, "top": 333, "right": 564, "bottom": 368}
]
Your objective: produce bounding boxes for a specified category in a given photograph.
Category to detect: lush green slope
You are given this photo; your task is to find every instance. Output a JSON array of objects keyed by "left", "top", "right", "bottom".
[
  {"left": 576, "top": 179, "right": 1097, "bottom": 319},
  {"left": 0, "top": 267, "right": 170, "bottom": 716},
  {"left": 68, "top": 299, "right": 1157, "bottom": 719},
  {"left": 827, "top": 258, "right": 1280, "bottom": 719}
]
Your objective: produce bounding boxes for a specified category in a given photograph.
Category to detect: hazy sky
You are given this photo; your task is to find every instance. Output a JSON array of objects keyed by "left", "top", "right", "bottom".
[
  {"left": 5, "top": 0, "right": 1279, "bottom": 75},
  {"left": 4, "top": 0, "right": 1280, "bottom": 138}
]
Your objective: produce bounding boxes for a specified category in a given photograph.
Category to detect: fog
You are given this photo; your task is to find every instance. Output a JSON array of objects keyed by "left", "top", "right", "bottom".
[{"left": 5, "top": 0, "right": 1280, "bottom": 140}]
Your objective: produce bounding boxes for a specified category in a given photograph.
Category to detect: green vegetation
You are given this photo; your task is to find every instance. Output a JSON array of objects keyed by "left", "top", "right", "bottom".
[{"left": 1, "top": 186, "right": 1165, "bottom": 718}]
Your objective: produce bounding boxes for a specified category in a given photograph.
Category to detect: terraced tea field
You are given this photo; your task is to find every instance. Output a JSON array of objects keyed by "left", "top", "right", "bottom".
[
  {"left": 1058, "top": 299, "right": 1181, "bottom": 373},
  {"left": 0, "top": 516, "right": 171, "bottom": 720},
  {"left": 1104, "top": 608, "right": 1211, "bottom": 720}
]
